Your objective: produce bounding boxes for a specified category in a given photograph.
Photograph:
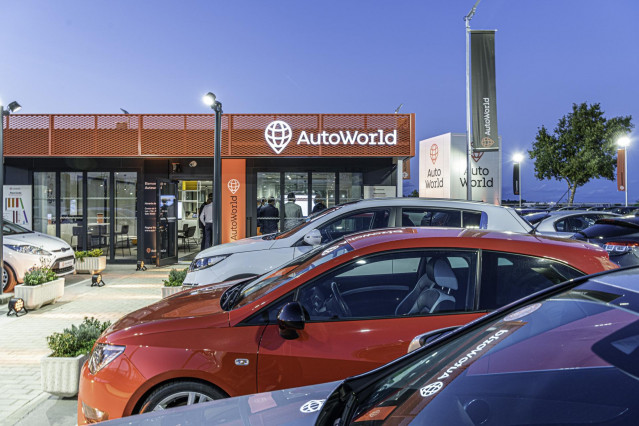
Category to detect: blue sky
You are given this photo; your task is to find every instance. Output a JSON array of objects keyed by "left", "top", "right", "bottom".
[{"left": 1, "top": 0, "right": 638, "bottom": 204}]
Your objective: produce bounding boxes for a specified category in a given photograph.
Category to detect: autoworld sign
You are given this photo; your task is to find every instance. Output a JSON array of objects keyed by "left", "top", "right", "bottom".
[
  {"left": 265, "top": 120, "right": 398, "bottom": 155},
  {"left": 419, "top": 133, "right": 502, "bottom": 204}
]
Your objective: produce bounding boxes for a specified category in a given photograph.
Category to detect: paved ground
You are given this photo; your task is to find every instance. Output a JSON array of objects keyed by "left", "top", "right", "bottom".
[{"left": 0, "top": 264, "right": 174, "bottom": 426}]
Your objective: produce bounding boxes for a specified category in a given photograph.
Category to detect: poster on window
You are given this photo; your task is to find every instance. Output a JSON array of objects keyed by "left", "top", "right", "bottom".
[{"left": 3, "top": 185, "right": 33, "bottom": 230}]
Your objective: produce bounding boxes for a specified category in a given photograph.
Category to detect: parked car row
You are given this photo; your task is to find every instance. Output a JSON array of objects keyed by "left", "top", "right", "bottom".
[
  {"left": 2, "top": 221, "right": 75, "bottom": 292},
  {"left": 104, "top": 265, "right": 639, "bottom": 425},
  {"left": 78, "top": 198, "right": 622, "bottom": 424}
]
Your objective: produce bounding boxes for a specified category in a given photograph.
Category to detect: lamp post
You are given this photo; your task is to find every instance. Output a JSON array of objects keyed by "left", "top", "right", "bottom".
[
  {"left": 513, "top": 153, "right": 523, "bottom": 208},
  {"left": 0, "top": 101, "right": 22, "bottom": 292},
  {"left": 618, "top": 136, "right": 631, "bottom": 207},
  {"left": 464, "top": 0, "right": 481, "bottom": 201},
  {"left": 202, "top": 92, "right": 223, "bottom": 246}
]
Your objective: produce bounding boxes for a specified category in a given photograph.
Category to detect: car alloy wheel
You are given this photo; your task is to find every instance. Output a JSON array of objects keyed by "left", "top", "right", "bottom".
[
  {"left": 2, "top": 265, "right": 16, "bottom": 293},
  {"left": 139, "top": 381, "right": 225, "bottom": 413}
]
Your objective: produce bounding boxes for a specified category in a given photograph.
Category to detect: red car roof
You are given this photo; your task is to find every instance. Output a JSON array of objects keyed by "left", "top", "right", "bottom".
[{"left": 343, "top": 227, "right": 615, "bottom": 274}]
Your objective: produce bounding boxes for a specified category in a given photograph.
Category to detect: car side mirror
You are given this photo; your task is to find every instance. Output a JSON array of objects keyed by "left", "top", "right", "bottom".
[
  {"left": 278, "top": 302, "right": 306, "bottom": 340},
  {"left": 407, "top": 325, "right": 460, "bottom": 353},
  {"left": 303, "top": 229, "right": 322, "bottom": 246}
]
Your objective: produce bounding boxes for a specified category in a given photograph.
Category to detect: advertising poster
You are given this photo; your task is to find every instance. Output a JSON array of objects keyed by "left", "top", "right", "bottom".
[
  {"left": 221, "top": 159, "right": 246, "bottom": 244},
  {"left": 3, "top": 185, "right": 32, "bottom": 229}
]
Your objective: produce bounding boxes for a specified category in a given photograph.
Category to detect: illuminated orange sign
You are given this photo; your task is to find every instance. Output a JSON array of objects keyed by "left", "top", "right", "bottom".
[{"left": 221, "top": 159, "right": 246, "bottom": 244}]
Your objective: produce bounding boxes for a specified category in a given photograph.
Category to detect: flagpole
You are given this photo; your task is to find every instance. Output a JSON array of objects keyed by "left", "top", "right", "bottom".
[{"left": 465, "top": 0, "right": 481, "bottom": 201}]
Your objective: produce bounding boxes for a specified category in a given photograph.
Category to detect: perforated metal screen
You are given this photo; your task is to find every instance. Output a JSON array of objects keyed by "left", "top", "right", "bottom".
[{"left": 3, "top": 113, "right": 414, "bottom": 158}]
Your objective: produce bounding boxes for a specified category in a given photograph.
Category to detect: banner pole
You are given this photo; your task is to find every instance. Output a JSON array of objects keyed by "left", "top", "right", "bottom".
[{"left": 464, "top": 0, "right": 480, "bottom": 201}]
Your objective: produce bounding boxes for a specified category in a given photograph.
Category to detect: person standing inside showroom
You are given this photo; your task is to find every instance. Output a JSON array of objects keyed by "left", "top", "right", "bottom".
[
  {"left": 260, "top": 197, "right": 280, "bottom": 235},
  {"left": 199, "top": 194, "right": 213, "bottom": 249},
  {"left": 284, "top": 193, "right": 303, "bottom": 230}
]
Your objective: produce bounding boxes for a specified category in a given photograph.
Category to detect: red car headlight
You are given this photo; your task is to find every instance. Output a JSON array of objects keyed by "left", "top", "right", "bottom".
[{"left": 88, "top": 343, "right": 125, "bottom": 375}]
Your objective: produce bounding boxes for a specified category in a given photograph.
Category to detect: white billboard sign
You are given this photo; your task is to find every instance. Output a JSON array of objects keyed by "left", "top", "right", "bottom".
[
  {"left": 419, "top": 133, "right": 501, "bottom": 204},
  {"left": 3, "top": 185, "right": 33, "bottom": 229}
]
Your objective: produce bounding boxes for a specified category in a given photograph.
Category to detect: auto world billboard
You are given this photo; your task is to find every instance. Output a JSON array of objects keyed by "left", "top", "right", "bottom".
[{"left": 419, "top": 133, "right": 501, "bottom": 204}]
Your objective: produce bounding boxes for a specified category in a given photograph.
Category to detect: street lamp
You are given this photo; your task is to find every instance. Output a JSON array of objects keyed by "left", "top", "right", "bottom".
[
  {"left": 513, "top": 153, "right": 524, "bottom": 208},
  {"left": 0, "top": 101, "right": 22, "bottom": 292},
  {"left": 618, "top": 136, "right": 631, "bottom": 207},
  {"left": 202, "top": 92, "right": 223, "bottom": 246}
]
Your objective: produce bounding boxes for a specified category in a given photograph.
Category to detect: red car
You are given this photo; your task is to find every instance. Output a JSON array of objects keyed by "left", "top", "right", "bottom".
[{"left": 78, "top": 228, "right": 617, "bottom": 423}]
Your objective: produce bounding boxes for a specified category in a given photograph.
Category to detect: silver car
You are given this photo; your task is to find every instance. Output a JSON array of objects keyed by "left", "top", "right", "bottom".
[
  {"left": 183, "top": 198, "right": 532, "bottom": 287},
  {"left": 525, "top": 210, "right": 619, "bottom": 238}
]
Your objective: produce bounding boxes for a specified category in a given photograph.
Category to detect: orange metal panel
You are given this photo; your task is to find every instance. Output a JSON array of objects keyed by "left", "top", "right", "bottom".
[{"left": 3, "top": 113, "right": 414, "bottom": 158}]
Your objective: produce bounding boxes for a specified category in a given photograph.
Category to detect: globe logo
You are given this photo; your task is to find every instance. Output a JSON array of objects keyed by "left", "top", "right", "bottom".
[
  {"left": 430, "top": 144, "right": 439, "bottom": 164},
  {"left": 227, "top": 179, "right": 240, "bottom": 194},
  {"left": 420, "top": 381, "right": 444, "bottom": 397},
  {"left": 300, "top": 399, "right": 325, "bottom": 414},
  {"left": 264, "top": 120, "right": 293, "bottom": 154},
  {"left": 481, "top": 136, "right": 496, "bottom": 148}
]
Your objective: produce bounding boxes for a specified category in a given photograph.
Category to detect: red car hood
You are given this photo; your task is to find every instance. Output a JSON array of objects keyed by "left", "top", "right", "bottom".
[{"left": 105, "top": 281, "right": 242, "bottom": 341}]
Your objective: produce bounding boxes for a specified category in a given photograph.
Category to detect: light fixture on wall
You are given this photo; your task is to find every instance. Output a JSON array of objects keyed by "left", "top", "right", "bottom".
[{"left": 189, "top": 161, "right": 197, "bottom": 168}]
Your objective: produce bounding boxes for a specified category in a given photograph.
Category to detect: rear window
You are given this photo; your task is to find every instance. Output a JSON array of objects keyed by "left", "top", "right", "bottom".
[{"left": 578, "top": 221, "right": 639, "bottom": 239}]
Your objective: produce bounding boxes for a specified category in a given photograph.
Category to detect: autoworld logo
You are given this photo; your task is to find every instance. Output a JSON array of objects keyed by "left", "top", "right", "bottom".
[
  {"left": 430, "top": 144, "right": 439, "bottom": 164},
  {"left": 300, "top": 399, "right": 325, "bottom": 413},
  {"left": 471, "top": 151, "right": 484, "bottom": 163},
  {"left": 265, "top": 120, "right": 293, "bottom": 154},
  {"left": 227, "top": 179, "right": 240, "bottom": 194},
  {"left": 480, "top": 136, "right": 496, "bottom": 148},
  {"left": 420, "top": 381, "right": 443, "bottom": 397}
]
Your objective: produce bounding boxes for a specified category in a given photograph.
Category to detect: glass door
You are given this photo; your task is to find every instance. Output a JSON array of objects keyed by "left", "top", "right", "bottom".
[
  {"left": 311, "top": 173, "right": 336, "bottom": 214},
  {"left": 60, "top": 172, "right": 84, "bottom": 249},
  {"left": 87, "top": 172, "right": 110, "bottom": 253},
  {"left": 157, "top": 179, "right": 178, "bottom": 265},
  {"left": 257, "top": 172, "right": 281, "bottom": 234},
  {"left": 283, "top": 172, "right": 308, "bottom": 231}
]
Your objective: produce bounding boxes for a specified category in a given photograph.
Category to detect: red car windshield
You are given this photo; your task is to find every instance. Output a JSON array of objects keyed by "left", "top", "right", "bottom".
[
  {"left": 232, "top": 239, "right": 354, "bottom": 309},
  {"left": 350, "top": 286, "right": 639, "bottom": 424}
]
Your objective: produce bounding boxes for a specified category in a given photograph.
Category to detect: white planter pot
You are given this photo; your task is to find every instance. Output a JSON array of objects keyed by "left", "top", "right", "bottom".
[
  {"left": 162, "top": 286, "right": 184, "bottom": 298},
  {"left": 75, "top": 256, "right": 107, "bottom": 274},
  {"left": 41, "top": 353, "right": 88, "bottom": 397},
  {"left": 14, "top": 277, "right": 65, "bottom": 310}
]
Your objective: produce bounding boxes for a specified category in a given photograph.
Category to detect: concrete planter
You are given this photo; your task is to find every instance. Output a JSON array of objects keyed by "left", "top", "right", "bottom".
[
  {"left": 41, "top": 353, "right": 88, "bottom": 397},
  {"left": 14, "top": 277, "right": 65, "bottom": 310},
  {"left": 75, "top": 256, "right": 107, "bottom": 274},
  {"left": 162, "top": 286, "right": 184, "bottom": 298}
]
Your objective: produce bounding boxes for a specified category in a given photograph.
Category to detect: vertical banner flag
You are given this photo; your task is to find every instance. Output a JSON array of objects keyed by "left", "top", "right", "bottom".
[
  {"left": 513, "top": 163, "right": 520, "bottom": 195},
  {"left": 617, "top": 149, "right": 626, "bottom": 191},
  {"left": 221, "top": 159, "right": 246, "bottom": 244},
  {"left": 471, "top": 30, "right": 499, "bottom": 152}
]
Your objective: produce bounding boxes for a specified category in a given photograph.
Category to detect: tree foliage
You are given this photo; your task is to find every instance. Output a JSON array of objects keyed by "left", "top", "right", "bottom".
[{"left": 529, "top": 102, "right": 633, "bottom": 204}]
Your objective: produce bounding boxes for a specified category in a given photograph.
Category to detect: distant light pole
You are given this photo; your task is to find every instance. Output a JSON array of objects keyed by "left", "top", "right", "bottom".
[
  {"left": 202, "top": 92, "right": 223, "bottom": 246},
  {"left": 0, "top": 101, "right": 22, "bottom": 292},
  {"left": 513, "top": 153, "right": 524, "bottom": 208},
  {"left": 464, "top": 0, "right": 481, "bottom": 201},
  {"left": 618, "top": 136, "right": 631, "bottom": 207}
]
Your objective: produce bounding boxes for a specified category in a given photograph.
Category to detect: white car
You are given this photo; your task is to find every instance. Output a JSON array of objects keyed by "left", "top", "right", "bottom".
[
  {"left": 524, "top": 210, "right": 620, "bottom": 238},
  {"left": 183, "top": 198, "right": 533, "bottom": 287},
  {"left": 3, "top": 222, "right": 75, "bottom": 293}
]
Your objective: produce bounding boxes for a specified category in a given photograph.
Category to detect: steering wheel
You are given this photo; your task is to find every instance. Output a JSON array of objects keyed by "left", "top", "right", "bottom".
[{"left": 330, "top": 282, "right": 352, "bottom": 317}]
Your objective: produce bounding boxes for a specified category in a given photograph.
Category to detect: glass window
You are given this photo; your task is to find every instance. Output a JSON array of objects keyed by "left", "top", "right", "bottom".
[
  {"left": 114, "top": 172, "right": 137, "bottom": 259},
  {"left": 33, "top": 172, "right": 56, "bottom": 237},
  {"left": 283, "top": 172, "right": 307, "bottom": 231},
  {"left": 87, "top": 172, "right": 110, "bottom": 251},
  {"left": 311, "top": 173, "right": 335, "bottom": 214},
  {"left": 555, "top": 214, "right": 608, "bottom": 233},
  {"left": 339, "top": 173, "right": 362, "bottom": 204},
  {"left": 479, "top": 251, "right": 584, "bottom": 310},
  {"left": 402, "top": 208, "right": 463, "bottom": 227},
  {"left": 257, "top": 172, "right": 281, "bottom": 234},
  {"left": 317, "top": 209, "right": 390, "bottom": 243},
  {"left": 60, "top": 172, "right": 83, "bottom": 248},
  {"left": 297, "top": 250, "right": 476, "bottom": 320}
]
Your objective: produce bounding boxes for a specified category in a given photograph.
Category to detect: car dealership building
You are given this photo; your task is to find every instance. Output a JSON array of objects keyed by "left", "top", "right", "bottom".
[{"left": 3, "top": 113, "right": 414, "bottom": 265}]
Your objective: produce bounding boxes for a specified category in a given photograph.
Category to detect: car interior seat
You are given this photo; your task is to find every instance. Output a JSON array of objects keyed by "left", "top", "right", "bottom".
[{"left": 396, "top": 257, "right": 457, "bottom": 315}]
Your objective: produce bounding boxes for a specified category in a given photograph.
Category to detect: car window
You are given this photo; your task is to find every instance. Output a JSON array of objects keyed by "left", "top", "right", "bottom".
[
  {"left": 297, "top": 250, "right": 477, "bottom": 320},
  {"left": 554, "top": 214, "right": 606, "bottom": 233},
  {"left": 317, "top": 209, "right": 390, "bottom": 243},
  {"left": 2, "top": 221, "right": 32, "bottom": 235},
  {"left": 479, "top": 251, "right": 584, "bottom": 310},
  {"left": 402, "top": 208, "right": 481, "bottom": 228}
]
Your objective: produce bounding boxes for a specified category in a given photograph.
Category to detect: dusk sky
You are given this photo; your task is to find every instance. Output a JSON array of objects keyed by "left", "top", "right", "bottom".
[{"left": 1, "top": 0, "right": 638, "bottom": 204}]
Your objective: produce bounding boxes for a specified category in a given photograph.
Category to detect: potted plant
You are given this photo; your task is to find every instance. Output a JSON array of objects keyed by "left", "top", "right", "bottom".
[
  {"left": 14, "top": 263, "right": 65, "bottom": 310},
  {"left": 162, "top": 268, "right": 188, "bottom": 298},
  {"left": 75, "top": 248, "right": 107, "bottom": 274},
  {"left": 41, "top": 317, "right": 111, "bottom": 397}
]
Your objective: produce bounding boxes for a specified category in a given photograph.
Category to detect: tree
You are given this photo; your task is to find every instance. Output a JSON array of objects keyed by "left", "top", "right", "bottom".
[{"left": 529, "top": 102, "right": 633, "bottom": 205}]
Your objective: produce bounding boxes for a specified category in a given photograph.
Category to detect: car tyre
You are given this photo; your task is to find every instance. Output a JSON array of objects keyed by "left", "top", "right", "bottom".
[
  {"left": 3, "top": 265, "right": 16, "bottom": 293},
  {"left": 138, "top": 381, "right": 225, "bottom": 413}
]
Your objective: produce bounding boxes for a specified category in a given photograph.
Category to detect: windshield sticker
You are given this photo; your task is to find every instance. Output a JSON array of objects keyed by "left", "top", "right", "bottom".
[
  {"left": 300, "top": 399, "right": 325, "bottom": 414},
  {"left": 354, "top": 406, "right": 397, "bottom": 423},
  {"left": 504, "top": 303, "right": 542, "bottom": 322},
  {"left": 419, "top": 381, "right": 444, "bottom": 397},
  {"left": 347, "top": 228, "right": 416, "bottom": 243}
]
